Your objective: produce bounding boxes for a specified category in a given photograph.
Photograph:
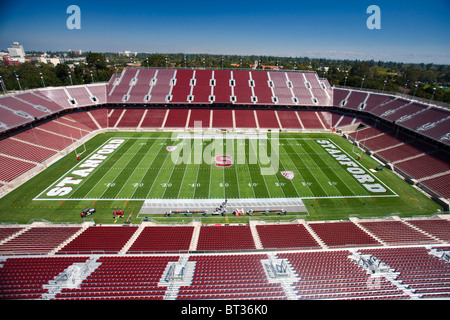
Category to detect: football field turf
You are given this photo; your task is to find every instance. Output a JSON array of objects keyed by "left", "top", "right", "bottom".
[{"left": 35, "top": 132, "right": 396, "bottom": 201}]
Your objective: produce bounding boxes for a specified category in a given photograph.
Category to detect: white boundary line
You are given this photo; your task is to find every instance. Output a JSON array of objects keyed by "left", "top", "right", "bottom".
[{"left": 33, "top": 135, "right": 398, "bottom": 201}]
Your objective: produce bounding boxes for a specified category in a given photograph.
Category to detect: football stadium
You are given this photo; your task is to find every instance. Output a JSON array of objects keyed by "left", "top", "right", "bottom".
[{"left": 0, "top": 1, "right": 449, "bottom": 307}]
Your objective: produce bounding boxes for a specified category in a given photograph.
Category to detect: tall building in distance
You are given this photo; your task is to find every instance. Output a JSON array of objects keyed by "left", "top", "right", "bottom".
[{"left": 7, "top": 42, "right": 25, "bottom": 63}]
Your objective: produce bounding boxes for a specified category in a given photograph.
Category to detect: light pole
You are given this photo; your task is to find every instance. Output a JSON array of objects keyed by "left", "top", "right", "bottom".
[
  {"left": 344, "top": 76, "right": 348, "bottom": 88},
  {"left": 403, "top": 80, "right": 409, "bottom": 94},
  {"left": 360, "top": 77, "right": 365, "bottom": 89},
  {"left": 40, "top": 72, "right": 46, "bottom": 88},
  {"left": 382, "top": 80, "right": 387, "bottom": 93},
  {"left": 68, "top": 70, "right": 73, "bottom": 85},
  {"left": 90, "top": 70, "right": 94, "bottom": 83},
  {"left": 430, "top": 87, "right": 436, "bottom": 104},
  {"left": 413, "top": 84, "right": 418, "bottom": 99},
  {"left": 0, "top": 76, "right": 6, "bottom": 93},
  {"left": 14, "top": 71, "right": 22, "bottom": 91}
]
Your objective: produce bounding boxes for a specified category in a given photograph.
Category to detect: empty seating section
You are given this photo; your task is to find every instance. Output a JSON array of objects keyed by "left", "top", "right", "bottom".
[
  {"left": 196, "top": 225, "right": 256, "bottom": 251},
  {"left": 383, "top": 102, "right": 426, "bottom": 122},
  {"left": 0, "top": 256, "right": 88, "bottom": 300},
  {"left": 303, "top": 73, "right": 331, "bottom": 105},
  {"left": 297, "top": 111, "right": 324, "bottom": 129},
  {"left": 0, "top": 96, "right": 49, "bottom": 119},
  {"left": 86, "top": 84, "right": 107, "bottom": 105},
  {"left": 191, "top": 69, "right": 212, "bottom": 103},
  {"left": 140, "top": 109, "right": 167, "bottom": 128},
  {"left": 370, "top": 98, "right": 410, "bottom": 117},
  {"left": 39, "top": 88, "right": 74, "bottom": 109},
  {"left": 0, "top": 227, "right": 81, "bottom": 254},
  {"left": 171, "top": 69, "right": 194, "bottom": 103},
  {"left": 38, "top": 119, "right": 89, "bottom": 139},
  {"left": 116, "top": 109, "right": 145, "bottom": 127},
  {"left": 65, "top": 86, "right": 94, "bottom": 107},
  {"left": 0, "top": 154, "right": 36, "bottom": 181},
  {"left": 164, "top": 109, "right": 189, "bottom": 127},
  {"left": 179, "top": 254, "right": 287, "bottom": 300},
  {"left": 0, "top": 138, "right": 56, "bottom": 163},
  {"left": 277, "top": 110, "right": 302, "bottom": 128},
  {"left": 406, "top": 219, "right": 450, "bottom": 242},
  {"left": 63, "top": 112, "right": 100, "bottom": 131},
  {"left": 360, "top": 247, "right": 450, "bottom": 299},
  {"left": 0, "top": 105, "right": 32, "bottom": 131},
  {"left": 106, "top": 109, "right": 124, "bottom": 127},
  {"left": 16, "top": 92, "right": 63, "bottom": 113},
  {"left": 213, "top": 70, "right": 232, "bottom": 103},
  {"left": 0, "top": 220, "right": 449, "bottom": 300},
  {"left": 394, "top": 150, "right": 450, "bottom": 180},
  {"left": 359, "top": 220, "right": 437, "bottom": 244},
  {"left": 360, "top": 132, "right": 410, "bottom": 152},
  {"left": 234, "top": 110, "right": 257, "bottom": 128},
  {"left": 108, "top": 68, "right": 138, "bottom": 103},
  {"left": 89, "top": 109, "right": 108, "bottom": 128},
  {"left": 256, "top": 223, "right": 320, "bottom": 249},
  {"left": 343, "top": 91, "right": 368, "bottom": 110},
  {"left": 251, "top": 71, "right": 273, "bottom": 104},
  {"left": 377, "top": 140, "right": 435, "bottom": 163},
  {"left": 188, "top": 109, "right": 211, "bottom": 128},
  {"left": 0, "top": 227, "right": 24, "bottom": 242},
  {"left": 255, "top": 110, "right": 279, "bottom": 128},
  {"left": 148, "top": 69, "right": 175, "bottom": 103},
  {"left": 309, "top": 222, "right": 380, "bottom": 247},
  {"left": 269, "top": 72, "right": 293, "bottom": 105},
  {"left": 127, "top": 226, "right": 194, "bottom": 253},
  {"left": 363, "top": 93, "right": 393, "bottom": 112},
  {"left": 211, "top": 109, "right": 233, "bottom": 128},
  {"left": 420, "top": 174, "right": 450, "bottom": 199},
  {"left": 332, "top": 88, "right": 350, "bottom": 107},
  {"left": 127, "top": 69, "right": 156, "bottom": 103},
  {"left": 285, "top": 73, "right": 314, "bottom": 105},
  {"left": 279, "top": 250, "right": 407, "bottom": 300},
  {"left": 232, "top": 70, "right": 253, "bottom": 104},
  {"left": 421, "top": 117, "right": 450, "bottom": 142},
  {"left": 13, "top": 127, "right": 74, "bottom": 150},
  {"left": 56, "top": 226, "right": 138, "bottom": 254},
  {"left": 54, "top": 256, "right": 178, "bottom": 300}
]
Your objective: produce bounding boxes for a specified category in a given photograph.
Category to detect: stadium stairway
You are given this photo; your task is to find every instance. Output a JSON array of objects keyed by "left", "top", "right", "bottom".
[
  {"left": 50, "top": 222, "right": 93, "bottom": 255},
  {"left": 400, "top": 218, "right": 447, "bottom": 244},
  {"left": 349, "top": 217, "right": 387, "bottom": 246},
  {"left": 119, "top": 223, "right": 148, "bottom": 254},
  {"left": 188, "top": 221, "right": 202, "bottom": 251},
  {"left": 249, "top": 221, "right": 264, "bottom": 249},
  {"left": 297, "top": 219, "right": 328, "bottom": 249}
]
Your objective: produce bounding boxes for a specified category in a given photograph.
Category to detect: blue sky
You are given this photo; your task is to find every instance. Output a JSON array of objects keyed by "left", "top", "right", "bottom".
[{"left": 1, "top": 0, "right": 449, "bottom": 64}]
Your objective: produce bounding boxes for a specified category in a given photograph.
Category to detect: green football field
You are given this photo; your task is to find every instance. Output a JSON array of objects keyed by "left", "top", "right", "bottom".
[
  {"left": 34, "top": 132, "right": 396, "bottom": 201},
  {"left": 0, "top": 131, "right": 442, "bottom": 224}
]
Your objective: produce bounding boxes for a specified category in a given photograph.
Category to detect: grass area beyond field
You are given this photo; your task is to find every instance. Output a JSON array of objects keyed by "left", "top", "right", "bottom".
[{"left": 0, "top": 131, "right": 443, "bottom": 224}]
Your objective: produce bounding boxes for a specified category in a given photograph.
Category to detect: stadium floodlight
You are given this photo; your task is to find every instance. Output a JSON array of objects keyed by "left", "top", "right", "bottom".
[
  {"left": 360, "top": 77, "right": 365, "bottom": 89},
  {"left": 382, "top": 80, "right": 387, "bottom": 93},
  {"left": 90, "top": 70, "right": 94, "bottom": 83},
  {"left": 344, "top": 76, "right": 348, "bottom": 88},
  {"left": 68, "top": 70, "right": 73, "bottom": 85},
  {"left": 413, "top": 84, "right": 418, "bottom": 99},
  {"left": 403, "top": 80, "right": 409, "bottom": 94},
  {"left": 40, "top": 72, "right": 46, "bottom": 88},
  {"left": 430, "top": 87, "right": 436, "bottom": 104},
  {"left": 0, "top": 76, "right": 6, "bottom": 93},
  {"left": 14, "top": 71, "right": 22, "bottom": 91}
]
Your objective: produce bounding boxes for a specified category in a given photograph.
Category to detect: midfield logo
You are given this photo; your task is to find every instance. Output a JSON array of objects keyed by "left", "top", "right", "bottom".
[
  {"left": 281, "top": 171, "right": 295, "bottom": 180},
  {"left": 166, "top": 146, "right": 177, "bottom": 152}
]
